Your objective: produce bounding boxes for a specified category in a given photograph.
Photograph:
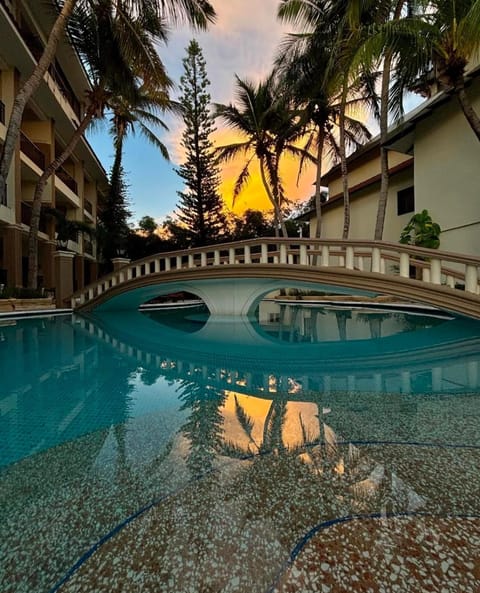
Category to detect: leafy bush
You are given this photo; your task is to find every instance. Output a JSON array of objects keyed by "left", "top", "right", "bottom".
[
  {"left": 0, "top": 286, "right": 46, "bottom": 299},
  {"left": 400, "top": 209, "right": 441, "bottom": 249}
]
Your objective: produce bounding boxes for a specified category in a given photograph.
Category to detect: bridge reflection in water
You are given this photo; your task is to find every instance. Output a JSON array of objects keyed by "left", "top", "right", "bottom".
[{"left": 79, "top": 303, "right": 480, "bottom": 400}]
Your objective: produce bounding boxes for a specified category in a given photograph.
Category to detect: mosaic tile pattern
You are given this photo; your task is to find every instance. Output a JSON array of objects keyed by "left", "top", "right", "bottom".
[
  {"left": 4, "top": 432, "right": 477, "bottom": 593},
  {"left": 274, "top": 516, "right": 480, "bottom": 593}
]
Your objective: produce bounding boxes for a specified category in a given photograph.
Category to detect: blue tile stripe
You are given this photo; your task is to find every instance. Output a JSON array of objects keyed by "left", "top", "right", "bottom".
[
  {"left": 47, "top": 440, "right": 479, "bottom": 592},
  {"left": 264, "top": 511, "right": 480, "bottom": 593}
]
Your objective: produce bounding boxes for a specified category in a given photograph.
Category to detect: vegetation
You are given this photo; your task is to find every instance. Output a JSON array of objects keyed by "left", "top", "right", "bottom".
[
  {"left": 171, "top": 40, "right": 227, "bottom": 247},
  {"left": 215, "top": 75, "right": 315, "bottom": 237},
  {"left": 97, "top": 164, "right": 132, "bottom": 267},
  {"left": 400, "top": 209, "right": 442, "bottom": 249},
  {"left": 5, "top": 0, "right": 478, "bottom": 294}
]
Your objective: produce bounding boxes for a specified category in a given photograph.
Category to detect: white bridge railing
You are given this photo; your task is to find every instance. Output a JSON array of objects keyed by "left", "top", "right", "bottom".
[{"left": 71, "top": 238, "right": 480, "bottom": 309}]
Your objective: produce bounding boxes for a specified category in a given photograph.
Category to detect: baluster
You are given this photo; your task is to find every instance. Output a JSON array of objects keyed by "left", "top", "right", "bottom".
[
  {"left": 261, "top": 243, "right": 268, "bottom": 263},
  {"left": 165, "top": 257, "right": 171, "bottom": 271},
  {"left": 280, "top": 244, "right": 287, "bottom": 263},
  {"left": 154, "top": 259, "right": 160, "bottom": 273},
  {"left": 399, "top": 252, "right": 410, "bottom": 278},
  {"left": 422, "top": 268, "right": 430, "bottom": 283},
  {"left": 321, "top": 245, "right": 330, "bottom": 267},
  {"left": 188, "top": 254, "right": 194, "bottom": 268},
  {"left": 357, "top": 256, "right": 364, "bottom": 271},
  {"left": 244, "top": 245, "right": 251, "bottom": 264},
  {"left": 300, "top": 244, "right": 307, "bottom": 265},
  {"left": 201, "top": 252, "right": 207, "bottom": 267},
  {"left": 345, "top": 246, "right": 354, "bottom": 269},
  {"left": 446, "top": 274, "right": 454, "bottom": 288},
  {"left": 430, "top": 258, "right": 441, "bottom": 284},
  {"left": 136, "top": 265, "right": 142, "bottom": 277},
  {"left": 127, "top": 268, "right": 133, "bottom": 280},
  {"left": 176, "top": 255, "right": 182, "bottom": 269},
  {"left": 229, "top": 247, "right": 235, "bottom": 264},
  {"left": 371, "top": 248, "right": 381, "bottom": 273},
  {"left": 88, "top": 288, "right": 94, "bottom": 300},
  {"left": 465, "top": 265, "right": 478, "bottom": 293}
]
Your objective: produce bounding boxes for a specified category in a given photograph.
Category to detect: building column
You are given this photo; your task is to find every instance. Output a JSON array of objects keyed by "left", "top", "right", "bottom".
[
  {"left": 54, "top": 250, "right": 75, "bottom": 307},
  {"left": 75, "top": 254, "right": 85, "bottom": 291},
  {"left": 41, "top": 240, "right": 56, "bottom": 290},
  {"left": 4, "top": 224, "right": 23, "bottom": 287},
  {"left": 111, "top": 257, "right": 131, "bottom": 271}
]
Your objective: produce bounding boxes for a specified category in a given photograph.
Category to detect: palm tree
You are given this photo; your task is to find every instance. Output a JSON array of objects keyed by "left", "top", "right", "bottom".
[
  {"left": 43, "top": 206, "right": 95, "bottom": 249},
  {"left": 26, "top": 0, "right": 170, "bottom": 287},
  {"left": 277, "top": 0, "right": 374, "bottom": 238},
  {"left": 397, "top": 0, "right": 480, "bottom": 140},
  {"left": 215, "top": 75, "right": 314, "bottom": 237},
  {"left": 0, "top": 0, "right": 216, "bottom": 210},
  {"left": 100, "top": 86, "right": 175, "bottom": 262}
]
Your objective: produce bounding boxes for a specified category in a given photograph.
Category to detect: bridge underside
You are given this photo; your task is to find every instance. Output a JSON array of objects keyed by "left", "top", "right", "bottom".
[{"left": 79, "top": 265, "right": 480, "bottom": 319}]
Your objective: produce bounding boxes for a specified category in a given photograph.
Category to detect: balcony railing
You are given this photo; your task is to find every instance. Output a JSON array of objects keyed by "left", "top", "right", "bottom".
[
  {"left": 84, "top": 238, "right": 94, "bottom": 256},
  {"left": 0, "top": 99, "right": 5, "bottom": 125},
  {"left": 20, "top": 131, "right": 45, "bottom": 170},
  {"left": 56, "top": 166, "right": 78, "bottom": 194},
  {"left": 84, "top": 199, "right": 93, "bottom": 215},
  {"left": 13, "top": 14, "right": 82, "bottom": 119}
]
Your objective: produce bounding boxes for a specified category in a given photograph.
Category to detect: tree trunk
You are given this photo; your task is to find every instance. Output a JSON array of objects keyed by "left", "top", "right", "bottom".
[
  {"left": 375, "top": 51, "right": 393, "bottom": 240},
  {"left": 314, "top": 126, "right": 325, "bottom": 239},
  {"left": 0, "top": 0, "right": 77, "bottom": 206},
  {"left": 375, "top": 1, "right": 405, "bottom": 240},
  {"left": 27, "top": 112, "right": 93, "bottom": 288},
  {"left": 259, "top": 158, "right": 288, "bottom": 237},
  {"left": 339, "top": 78, "right": 350, "bottom": 239},
  {"left": 456, "top": 83, "right": 480, "bottom": 142}
]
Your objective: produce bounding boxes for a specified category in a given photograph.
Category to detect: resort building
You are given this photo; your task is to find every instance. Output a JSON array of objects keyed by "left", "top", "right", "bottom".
[
  {"left": 0, "top": 0, "right": 107, "bottom": 298},
  {"left": 307, "top": 67, "right": 480, "bottom": 258}
]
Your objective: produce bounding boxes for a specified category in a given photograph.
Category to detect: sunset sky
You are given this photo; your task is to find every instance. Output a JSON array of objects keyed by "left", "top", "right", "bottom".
[{"left": 87, "top": 0, "right": 316, "bottom": 225}]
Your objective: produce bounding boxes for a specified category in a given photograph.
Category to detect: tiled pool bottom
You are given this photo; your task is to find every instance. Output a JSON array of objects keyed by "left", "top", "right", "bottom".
[{"left": 1, "top": 409, "right": 480, "bottom": 593}]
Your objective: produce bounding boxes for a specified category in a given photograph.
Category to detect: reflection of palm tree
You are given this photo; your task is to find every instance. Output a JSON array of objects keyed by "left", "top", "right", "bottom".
[{"left": 177, "top": 378, "right": 226, "bottom": 477}]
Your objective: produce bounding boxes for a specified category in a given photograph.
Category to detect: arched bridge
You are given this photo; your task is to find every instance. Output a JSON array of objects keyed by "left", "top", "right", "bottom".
[{"left": 71, "top": 238, "right": 480, "bottom": 319}]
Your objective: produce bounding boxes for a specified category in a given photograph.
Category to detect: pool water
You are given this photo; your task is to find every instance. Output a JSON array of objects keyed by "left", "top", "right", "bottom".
[{"left": 1, "top": 305, "right": 480, "bottom": 593}]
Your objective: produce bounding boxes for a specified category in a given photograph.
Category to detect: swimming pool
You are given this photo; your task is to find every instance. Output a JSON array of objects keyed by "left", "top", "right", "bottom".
[{"left": 1, "top": 305, "right": 480, "bottom": 592}]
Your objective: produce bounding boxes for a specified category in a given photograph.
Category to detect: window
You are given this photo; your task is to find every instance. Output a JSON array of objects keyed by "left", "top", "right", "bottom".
[{"left": 397, "top": 186, "right": 415, "bottom": 215}]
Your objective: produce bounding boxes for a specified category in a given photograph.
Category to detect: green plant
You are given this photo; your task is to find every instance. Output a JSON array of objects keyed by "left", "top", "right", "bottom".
[
  {"left": 0, "top": 286, "right": 45, "bottom": 299},
  {"left": 399, "top": 209, "right": 441, "bottom": 249}
]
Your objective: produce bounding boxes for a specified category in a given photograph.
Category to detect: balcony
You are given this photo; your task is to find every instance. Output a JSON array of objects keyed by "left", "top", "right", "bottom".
[
  {"left": 9, "top": 10, "right": 82, "bottom": 119},
  {"left": 56, "top": 166, "right": 78, "bottom": 194},
  {"left": 20, "top": 131, "right": 45, "bottom": 170},
  {"left": 84, "top": 238, "right": 94, "bottom": 256},
  {"left": 84, "top": 199, "right": 93, "bottom": 216},
  {"left": 21, "top": 201, "right": 48, "bottom": 233}
]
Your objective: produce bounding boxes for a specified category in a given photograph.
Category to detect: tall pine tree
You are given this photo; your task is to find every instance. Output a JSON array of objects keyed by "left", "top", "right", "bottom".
[{"left": 173, "top": 40, "right": 226, "bottom": 246}]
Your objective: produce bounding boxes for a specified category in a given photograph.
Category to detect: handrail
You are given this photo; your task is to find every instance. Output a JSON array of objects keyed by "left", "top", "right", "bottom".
[{"left": 71, "top": 238, "right": 480, "bottom": 314}]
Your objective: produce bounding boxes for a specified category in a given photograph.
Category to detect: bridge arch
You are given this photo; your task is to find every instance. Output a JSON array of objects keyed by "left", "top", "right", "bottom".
[{"left": 72, "top": 239, "right": 480, "bottom": 319}]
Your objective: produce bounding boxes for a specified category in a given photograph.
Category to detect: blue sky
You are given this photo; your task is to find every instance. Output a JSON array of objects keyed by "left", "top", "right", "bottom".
[{"left": 87, "top": 0, "right": 289, "bottom": 226}]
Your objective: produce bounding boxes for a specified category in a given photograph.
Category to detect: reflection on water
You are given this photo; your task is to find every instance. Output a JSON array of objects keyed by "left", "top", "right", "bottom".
[{"left": 1, "top": 306, "right": 480, "bottom": 593}]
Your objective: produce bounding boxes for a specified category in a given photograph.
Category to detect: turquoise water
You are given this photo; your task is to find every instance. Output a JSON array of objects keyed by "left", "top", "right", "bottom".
[{"left": 1, "top": 305, "right": 480, "bottom": 593}]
